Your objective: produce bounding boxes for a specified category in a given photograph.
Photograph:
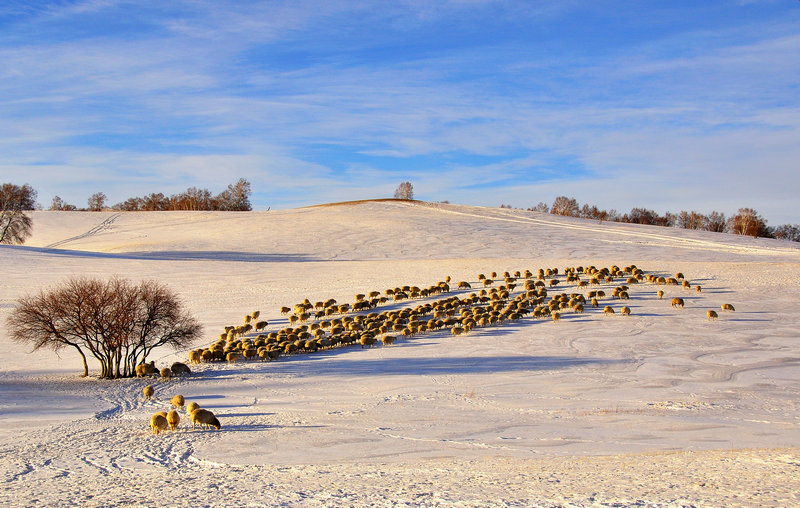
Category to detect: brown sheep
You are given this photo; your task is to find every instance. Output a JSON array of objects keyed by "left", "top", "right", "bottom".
[
  {"left": 707, "top": 310, "right": 719, "bottom": 320},
  {"left": 721, "top": 303, "right": 736, "bottom": 312},
  {"left": 551, "top": 312, "right": 561, "bottom": 322},
  {"left": 186, "top": 401, "right": 200, "bottom": 414},
  {"left": 170, "top": 362, "right": 191, "bottom": 375},
  {"left": 620, "top": 306, "right": 631, "bottom": 316},
  {"left": 160, "top": 367, "right": 172, "bottom": 380},
  {"left": 170, "top": 394, "right": 185, "bottom": 408},
  {"left": 190, "top": 408, "right": 221, "bottom": 430},
  {"left": 382, "top": 335, "right": 397, "bottom": 346},
  {"left": 671, "top": 297, "right": 685, "bottom": 308},
  {"left": 188, "top": 350, "right": 202, "bottom": 364},
  {"left": 657, "top": 290, "right": 664, "bottom": 299},
  {"left": 150, "top": 413, "right": 169, "bottom": 434},
  {"left": 360, "top": 334, "right": 377, "bottom": 348},
  {"left": 136, "top": 361, "right": 157, "bottom": 378},
  {"left": 143, "top": 385, "right": 154, "bottom": 400},
  {"left": 167, "top": 410, "right": 180, "bottom": 430},
  {"left": 603, "top": 306, "right": 615, "bottom": 315}
]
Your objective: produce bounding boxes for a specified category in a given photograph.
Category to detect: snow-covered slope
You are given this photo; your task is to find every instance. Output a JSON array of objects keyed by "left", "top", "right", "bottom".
[{"left": 1, "top": 201, "right": 799, "bottom": 506}]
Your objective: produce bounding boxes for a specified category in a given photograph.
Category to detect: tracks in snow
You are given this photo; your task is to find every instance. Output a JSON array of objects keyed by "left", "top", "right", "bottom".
[{"left": 45, "top": 213, "right": 122, "bottom": 249}]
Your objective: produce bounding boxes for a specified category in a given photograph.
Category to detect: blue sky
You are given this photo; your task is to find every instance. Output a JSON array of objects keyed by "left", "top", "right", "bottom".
[{"left": 1, "top": 1, "right": 798, "bottom": 223}]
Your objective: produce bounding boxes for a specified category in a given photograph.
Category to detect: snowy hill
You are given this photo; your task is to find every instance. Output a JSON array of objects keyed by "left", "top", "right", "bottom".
[{"left": 1, "top": 201, "right": 799, "bottom": 505}]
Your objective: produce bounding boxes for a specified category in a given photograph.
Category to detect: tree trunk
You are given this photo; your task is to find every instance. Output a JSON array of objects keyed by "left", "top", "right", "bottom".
[{"left": 73, "top": 345, "right": 89, "bottom": 377}]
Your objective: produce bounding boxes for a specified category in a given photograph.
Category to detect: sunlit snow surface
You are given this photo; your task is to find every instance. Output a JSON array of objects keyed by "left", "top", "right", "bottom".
[{"left": 2, "top": 202, "right": 799, "bottom": 506}]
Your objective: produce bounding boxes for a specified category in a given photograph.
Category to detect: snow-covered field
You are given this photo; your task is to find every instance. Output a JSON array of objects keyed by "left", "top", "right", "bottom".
[{"left": 1, "top": 201, "right": 799, "bottom": 506}]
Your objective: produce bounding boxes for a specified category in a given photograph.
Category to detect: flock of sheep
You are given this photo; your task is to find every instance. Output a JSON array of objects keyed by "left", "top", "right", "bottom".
[
  {"left": 140, "top": 262, "right": 736, "bottom": 435},
  {"left": 187, "top": 263, "right": 736, "bottom": 366}
]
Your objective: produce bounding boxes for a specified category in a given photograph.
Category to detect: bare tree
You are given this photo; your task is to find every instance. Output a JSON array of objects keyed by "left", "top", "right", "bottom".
[
  {"left": 6, "top": 277, "right": 201, "bottom": 379},
  {"left": 550, "top": 196, "right": 579, "bottom": 216},
  {"left": 88, "top": 192, "right": 107, "bottom": 211},
  {"left": 530, "top": 202, "right": 549, "bottom": 213},
  {"left": 729, "top": 207, "right": 769, "bottom": 237},
  {"left": 142, "top": 192, "right": 169, "bottom": 211},
  {"left": 774, "top": 224, "right": 800, "bottom": 242},
  {"left": 112, "top": 197, "right": 144, "bottom": 211},
  {"left": 0, "top": 183, "right": 37, "bottom": 245},
  {"left": 394, "top": 181, "right": 414, "bottom": 200},
  {"left": 172, "top": 187, "right": 213, "bottom": 211},
  {"left": 216, "top": 178, "right": 252, "bottom": 211},
  {"left": 49, "top": 195, "right": 77, "bottom": 211},
  {"left": 677, "top": 210, "right": 706, "bottom": 230},
  {"left": 704, "top": 211, "right": 727, "bottom": 232}
]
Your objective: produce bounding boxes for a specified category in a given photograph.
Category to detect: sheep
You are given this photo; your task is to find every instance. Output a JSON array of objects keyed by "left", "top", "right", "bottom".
[
  {"left": 657, "top": 290, "right": 664, "bottom": 299},
  {"left": 360, "top": 334, "right": 377, "bottom": 348},
  {"left": 167, "top": 410, "right": 180, "bottom": 431},
  {"left": 160, "top": 367, "right": 172, "bottom": 380},
  {"left": 190, "top": 408, "right": 221, "bottom": 430},
  {"left": 280, "top": 306, "right": 291, "bottom": 315},
  {"left": 136, "top": 361, "right": 157, "bottom": 378},
  {"left": 150, "top": 413, "right": 169, "bottom": 434},
  {"left": 170, "top": 362, "right": 191, "bottom": 376},
  {"left": 186, "top": 401, "right": 200, "bottom": 414},
  {"left": 707, "top": 310, "right": 719, "bottom": 320},
  {"left": 226, "top": 352, "right": 241, "bottom": 364},
  {"left": 382, "top": 335, "right": 397, "bottom": 346},
  {"left": 170, "top": 394, "right": 185, "bottom": 408},
  {"left": 696, "top": 286, "right": 702, "bottom": 293},
  {"left": 721, "top": 303, "right": 736, "bottom": 312},
  {"left": 671, "top": 297, "right": 685, "bottom": 308},
  {"left": 621, "top": 306, "right": 631, "bottom": 316},
  {"left": 603, "top": 306, "right": 615, "bottom": 315},
  {"left": 188, "top": 350, "right": 202, "bottom": 364},
  {"left": 143, "top": 385, "right": 154, "bottom": 400},
  {"left": 551, "top": 312, "right": 561, "bottom": 322}
]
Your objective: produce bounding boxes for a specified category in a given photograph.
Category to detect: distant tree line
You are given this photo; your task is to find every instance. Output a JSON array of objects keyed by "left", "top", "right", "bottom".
[
  {"left": 48, "top": 178, "right": 252, "bottom": 212},
  {"left": 520, "top": 196, "right": 798, "bottom": 240}
]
